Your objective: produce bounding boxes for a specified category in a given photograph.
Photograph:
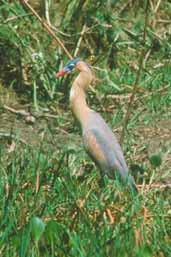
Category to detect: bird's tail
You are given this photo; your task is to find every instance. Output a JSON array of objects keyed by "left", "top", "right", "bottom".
[
  {"left": 117, "top": 171, "right": 138, "bottom": 194},
  {"left": 127, "top": 175, "right": 138, "bottom": 194}
]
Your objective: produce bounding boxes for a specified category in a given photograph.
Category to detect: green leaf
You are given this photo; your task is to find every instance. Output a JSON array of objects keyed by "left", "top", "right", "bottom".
[
  {"left": 30, "top": 217, "right": 45, "bottom": 242},
  {"left": 149, "top": 153, "right": 162, "bottom": 168}
]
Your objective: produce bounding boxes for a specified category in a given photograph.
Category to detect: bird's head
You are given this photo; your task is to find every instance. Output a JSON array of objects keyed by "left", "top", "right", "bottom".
[{"left": 55, "top": 58, "right": 81, "bottom": 77}]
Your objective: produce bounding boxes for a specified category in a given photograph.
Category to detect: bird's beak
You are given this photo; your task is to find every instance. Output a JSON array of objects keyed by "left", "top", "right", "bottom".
[{"left": 55, "top": 69, "right": 68, "bottom": 77}]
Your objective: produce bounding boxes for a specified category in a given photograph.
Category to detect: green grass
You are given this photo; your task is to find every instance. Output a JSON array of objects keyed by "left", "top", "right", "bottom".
[{"left": 0, "top": 139, "right": 170, "bottom": 257}]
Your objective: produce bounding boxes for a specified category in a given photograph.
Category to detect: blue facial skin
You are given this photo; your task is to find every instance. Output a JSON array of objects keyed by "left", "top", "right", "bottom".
[
  {"left": 63, "top": 66, "right": 71, "bottom": 72},
  {"left": 64, "top": 58, "right": 81, "bottom": 72}
]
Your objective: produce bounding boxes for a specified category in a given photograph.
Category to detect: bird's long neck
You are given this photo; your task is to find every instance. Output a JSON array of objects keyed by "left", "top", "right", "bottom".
[{"left": 70, "top": 68, "right": 93, "bottom": 128}]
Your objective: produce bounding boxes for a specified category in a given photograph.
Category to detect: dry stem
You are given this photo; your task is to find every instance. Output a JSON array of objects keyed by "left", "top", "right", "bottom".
[{"left": 22, "top": 0, "right": 73, "bottom": 59}]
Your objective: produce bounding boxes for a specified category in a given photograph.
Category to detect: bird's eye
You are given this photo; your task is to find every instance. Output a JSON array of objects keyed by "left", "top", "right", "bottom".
[{"left": 68, "top": 63, "right": 75, "bottom": 70}]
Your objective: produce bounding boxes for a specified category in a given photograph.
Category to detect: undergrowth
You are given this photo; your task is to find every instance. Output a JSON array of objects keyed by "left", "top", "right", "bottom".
[{"left": 0, "top": 142, "right": 170, "bottom": 257}]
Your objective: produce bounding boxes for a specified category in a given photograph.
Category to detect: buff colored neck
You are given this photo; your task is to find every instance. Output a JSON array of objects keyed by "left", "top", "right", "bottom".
[{"left": 70, "top": 66, "right": 93, "bottom": 128}]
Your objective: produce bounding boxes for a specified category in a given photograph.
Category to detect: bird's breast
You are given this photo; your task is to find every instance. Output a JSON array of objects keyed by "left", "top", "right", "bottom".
[{"left": 83, "top": 129, "right": 107, "bottom": 164}]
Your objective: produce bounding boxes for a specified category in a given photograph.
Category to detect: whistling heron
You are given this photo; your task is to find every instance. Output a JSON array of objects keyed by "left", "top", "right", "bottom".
[{"left": 56, "top": 59, "right": 137, "bottom": 192}]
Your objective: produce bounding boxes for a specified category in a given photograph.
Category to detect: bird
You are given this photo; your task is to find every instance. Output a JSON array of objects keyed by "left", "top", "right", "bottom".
[{"left": 55, "top": 58, "right": 137, "bottom": 192}]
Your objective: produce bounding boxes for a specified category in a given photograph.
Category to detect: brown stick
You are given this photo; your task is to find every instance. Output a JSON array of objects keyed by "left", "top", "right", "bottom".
[
  {"left": 35, "top": 170, "right": 40, "bottom": 194},
  {"left": 74, "top": 24, "right": 87, "bottom": 57},
  {"left": 154, "top": 0, "right": 162, "bottom": 13},
  {"left": 3, "top": 104, "right": 30, "bottom": 116},
  {"left": 106, "top": 208, "right": 115, "bottom": 224},
  {"left": 21, "top": 0, "right": 73, "bottom": 59}
]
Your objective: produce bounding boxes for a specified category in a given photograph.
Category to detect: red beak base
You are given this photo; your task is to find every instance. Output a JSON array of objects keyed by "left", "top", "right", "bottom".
[{"left": 55, "top": 69, "right": 67, "bottom": 77}]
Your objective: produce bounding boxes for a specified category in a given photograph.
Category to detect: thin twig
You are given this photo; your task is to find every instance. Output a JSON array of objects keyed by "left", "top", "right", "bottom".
[
  {"left": 110, "top": 204, "right": 122, "bottom": 212},
  {"left": 120, "top": 0, "right": 149, "bottom": 145},
  {"left": 106, "top": 208, "right": 115, "bottom": 224},
  {"left": 22, "top": 0, "right": 73, "bottom": 59},
  {"left": 74, "top": 24, "right": 87, "bottom": 57},
  {"left": 137, "top": 184, "right": 171, "bottom": 189},
  {"left": 35, "top": 170, "right": 40, "bottom": 194},
  {"left": 105, "top": 84, "right": 170, "bottom": 101},
  {"left": 142, "top": 49, "right": 151, "bottom": 68},
  {"left": 146, "top": 214, "right": 171, "bottom": 218},
  {"left": 149, "top": 0, "right": 154, "bottom": 12},
  {"left": 3, "top": 104, "right": 61, "bottom": 119},
  {"left": 3, "top": 105, "right": 30, "bottom": 116},
  {"left": 2, "top": 13, "right": 33, "bottom": 24},
  {"left": 154, "top": 0, "right": 162, "bottom": 13},
  {"left": 44, "top": 0, "right": 51, "bottom": 26},
  {"left": 156, "top": 19, "right": 171, "bottom": 24},
  {"left": 43, "top": 0, "right": 70, "bottom": 37}
]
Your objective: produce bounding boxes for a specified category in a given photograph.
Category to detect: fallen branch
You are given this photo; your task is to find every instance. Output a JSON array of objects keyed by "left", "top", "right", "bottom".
[
  {"left": 3, "top": 104, "right": 59, "bottom": 119},
  {"left": 3, "top": 104, "right": 30, "bottom": 116}
]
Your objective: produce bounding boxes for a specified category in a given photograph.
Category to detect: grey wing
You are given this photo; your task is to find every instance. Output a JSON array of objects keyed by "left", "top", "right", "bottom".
[
  {"left": 83, "top": 127, "right": 129, "bottom": 180},
  {"left": 83, "top": 111, "right": 137, "bottom": 191}
]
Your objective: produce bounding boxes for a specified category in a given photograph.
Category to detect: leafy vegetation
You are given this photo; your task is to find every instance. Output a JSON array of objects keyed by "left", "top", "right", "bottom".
[{"left": 0, "top": 0, "right": 171, "bottom": 256}]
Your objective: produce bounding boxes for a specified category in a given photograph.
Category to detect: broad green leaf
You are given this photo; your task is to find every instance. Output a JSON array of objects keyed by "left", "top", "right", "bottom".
[
  {"left": 149, "top": 153, "right": 162, "bottom": 168},
  {"left": 30, "top": 217, "right": 45, "bottom": 242}
]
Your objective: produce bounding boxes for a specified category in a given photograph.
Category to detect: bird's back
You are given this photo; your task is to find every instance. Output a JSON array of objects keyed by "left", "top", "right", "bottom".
[{"left": 83, "top": 110, "right": 136, "bottom": 188}]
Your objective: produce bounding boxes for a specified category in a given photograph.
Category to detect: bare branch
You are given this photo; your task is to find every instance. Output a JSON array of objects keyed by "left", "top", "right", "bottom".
[{"left": 22, "top": 0, "right": 73, "bottom": 59}]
